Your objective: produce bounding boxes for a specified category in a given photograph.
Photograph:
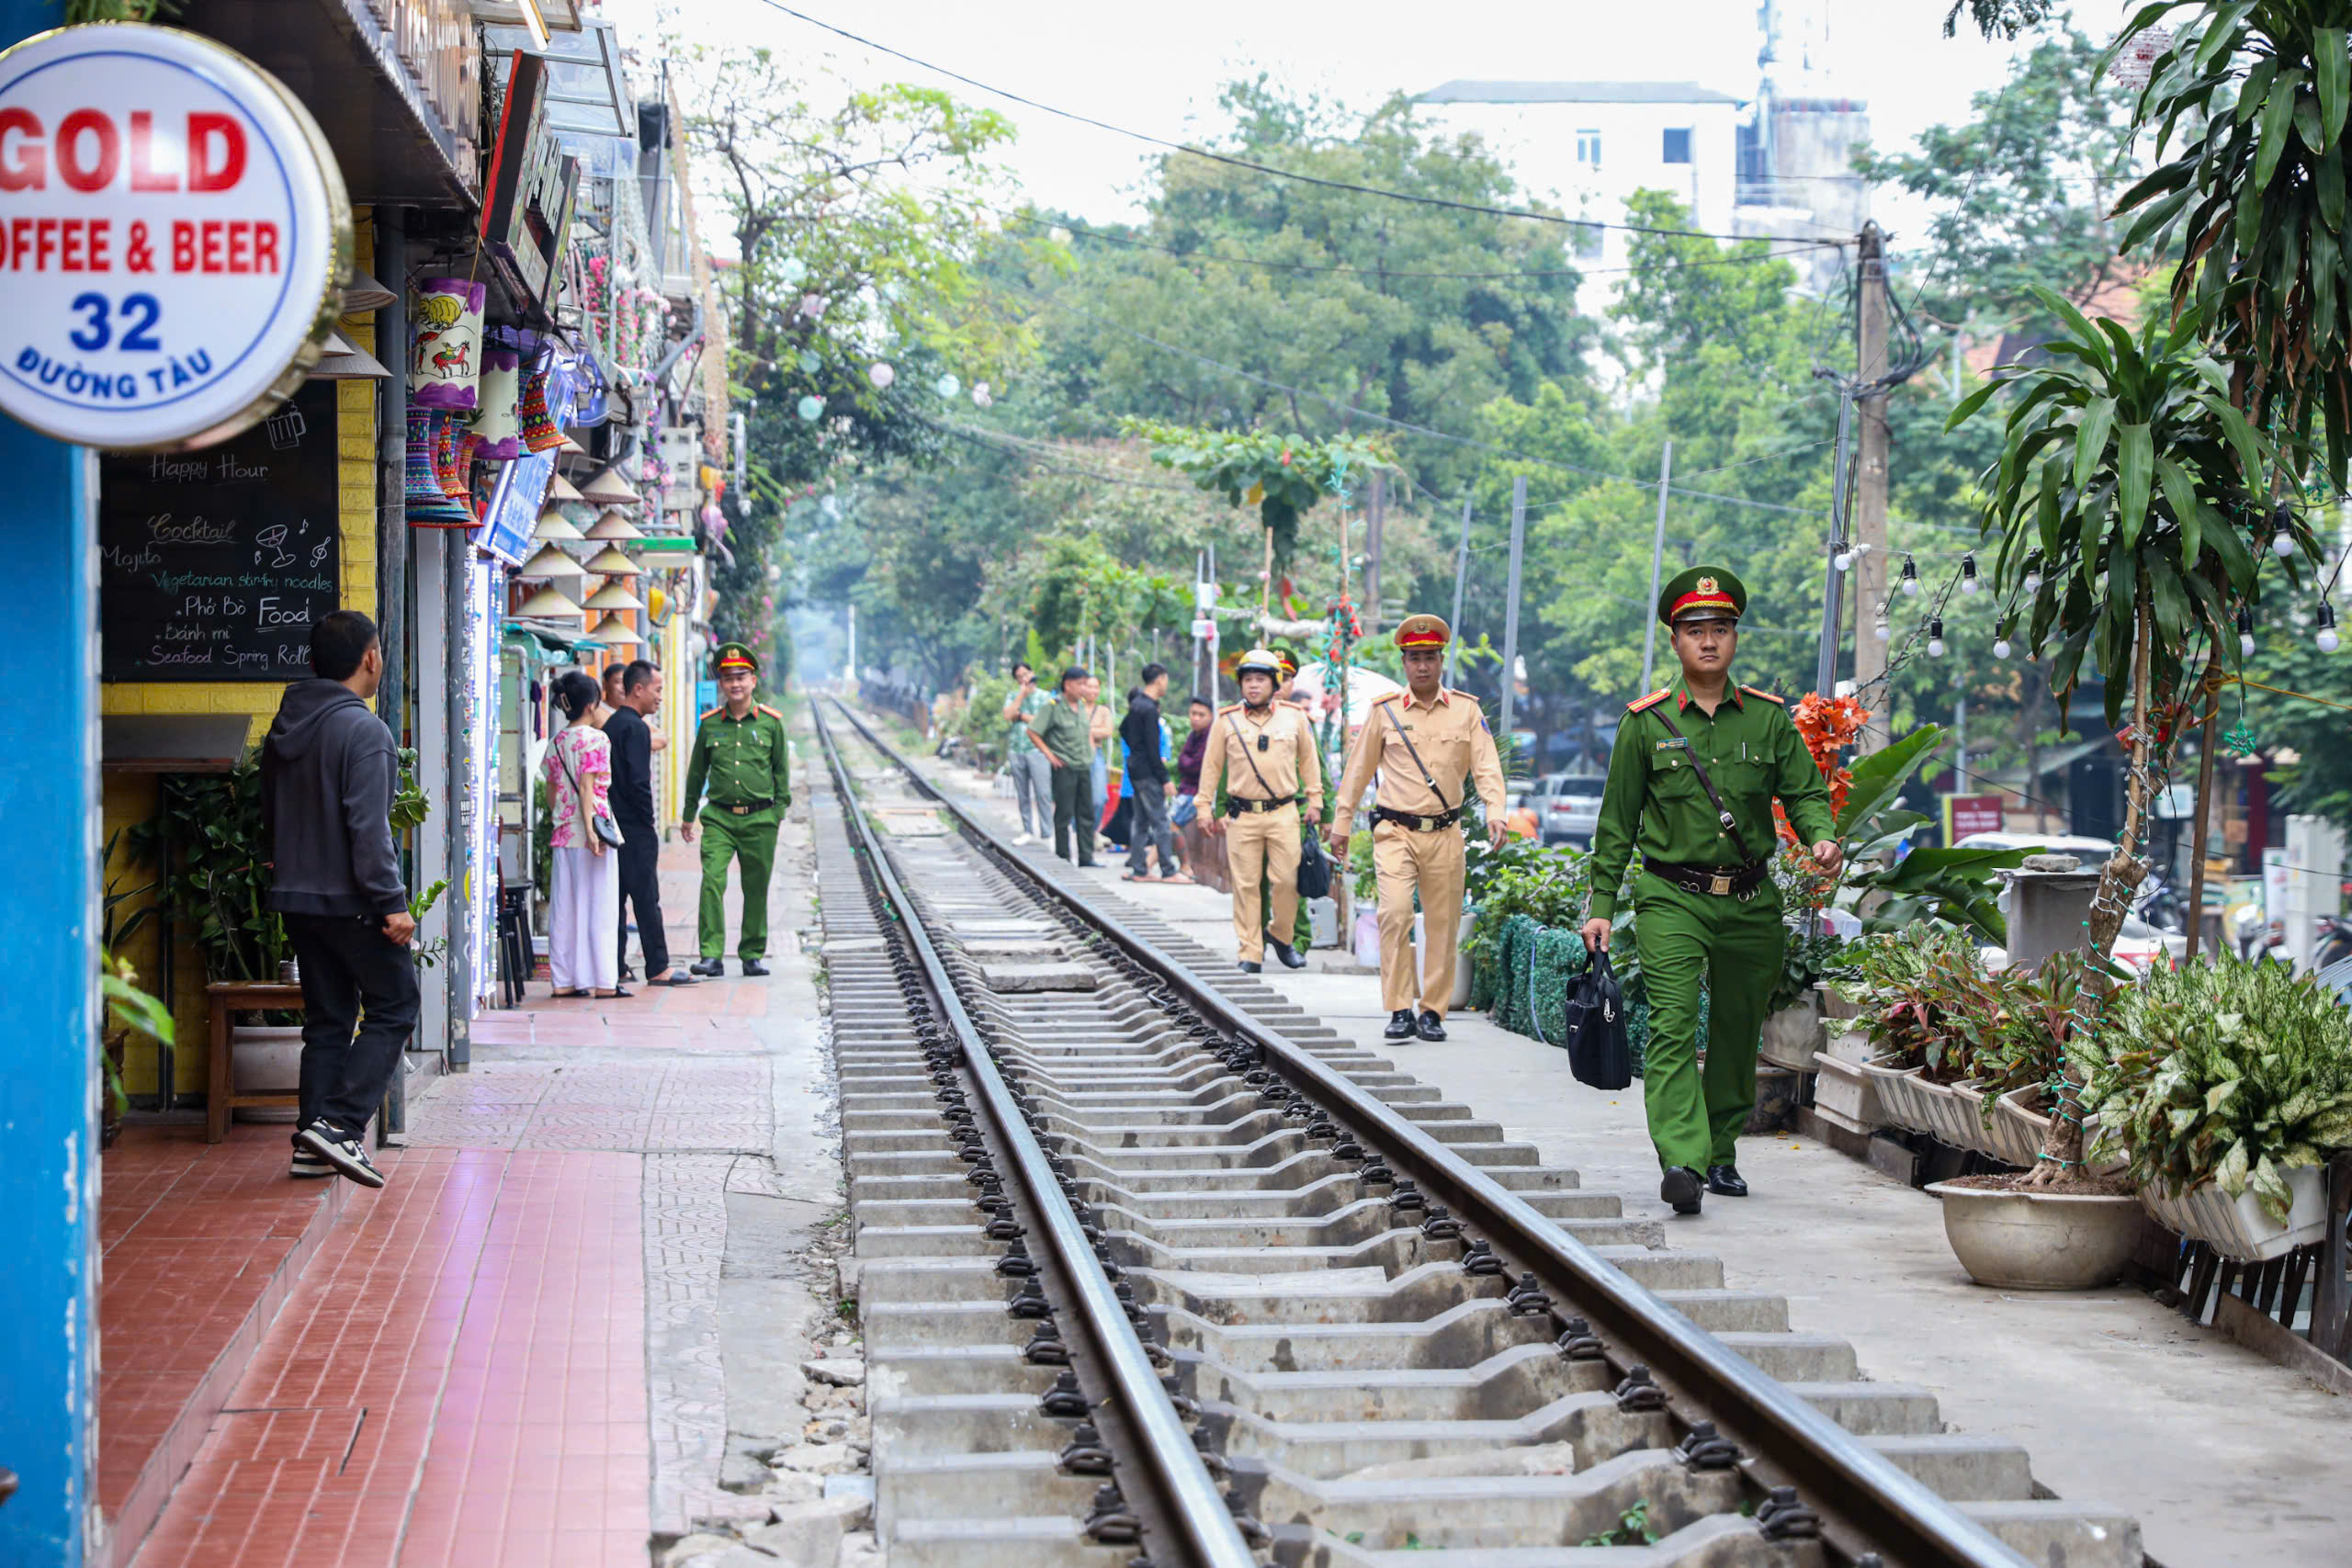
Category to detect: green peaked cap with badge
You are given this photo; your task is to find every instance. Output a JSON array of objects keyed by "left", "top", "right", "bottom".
[
  {"left": 1657, "top": 565, "right": 1747, "bottom": 626},
  {"left": 713, "top": 641, "right": 759, "bottom": 675}
]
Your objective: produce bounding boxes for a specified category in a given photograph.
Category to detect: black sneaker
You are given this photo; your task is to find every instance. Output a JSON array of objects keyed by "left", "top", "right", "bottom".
[
  {"left": 1415, "top": 1010, "right": 1447, "bottom": 1043},
  {"left": 1661, "top": 1166, "right": 1704, "bottom": 1215},
  {"left": 1270, "top": 940, "right": 1307, "bottom": 970},
  {"left": 1384, "top": 1009, "right": 1418, "bottom": 1040},
  {"left": 289, "top": 1149, "right": 334, "bottom": 1179},
  {"left": 1706, "top": 1164, "right": 1749, "bottom": 1198},
  {"left": 295, "top": 1122, "right": 386, "bottom": 1190},
  {"left": 741, "top": 958, "right": 771, "bottom": 977}
]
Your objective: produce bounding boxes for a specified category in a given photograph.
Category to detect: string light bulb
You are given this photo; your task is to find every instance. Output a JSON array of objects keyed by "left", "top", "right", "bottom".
[
  {"left": 2237, "top": 605, "right": 2256, "bottom": 659},
  {"left": 1960, "top": 555, "right": 1979, "bottom": 592},
  {"left": 2320, "top": 601, "right": 2341, "bottom": 654},
  {"left": 1927, "top": 617, "right": 1947, "bottom": 658},
  {"left": 2023, "top": 567, "right": 2042, "bottom": 595},
  {"left": 1993, "top": 618, "right": 2014, "bottom": 660},
  {"left": 1873, "top": 617, "right": 1891, "bottom": 642},
  {"left": 867, "top": 361, "right": 896, "bottom": 389},
  {"left": 1834, "top": 546, "right": 1854, "bottom": 571},
  {"left": 1900, "top": 556, "right": 1921, "bottom": 595},
  {"left": 2271, "top": 504, "right": 2297, "bottom": 558}
]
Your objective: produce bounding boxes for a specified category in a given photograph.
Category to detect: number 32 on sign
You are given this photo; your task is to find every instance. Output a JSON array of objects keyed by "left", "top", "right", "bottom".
[{"left": 0, "top": 25, "right": 350, "bottom": 452}]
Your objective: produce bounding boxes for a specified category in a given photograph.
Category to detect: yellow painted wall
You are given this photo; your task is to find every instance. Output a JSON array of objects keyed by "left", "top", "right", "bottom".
[{"left": 103, "top": 215, "right": 382, "bottom": 1100}]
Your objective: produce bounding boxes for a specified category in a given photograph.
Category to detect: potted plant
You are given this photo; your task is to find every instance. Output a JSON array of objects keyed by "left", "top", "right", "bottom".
[{"left": 2081, "top": 956, "right": 2352, "bottom": 1263}]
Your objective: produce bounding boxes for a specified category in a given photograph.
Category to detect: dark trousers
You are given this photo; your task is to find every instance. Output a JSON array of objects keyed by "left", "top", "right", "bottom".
[
  {"left": 1050, "top": 762, "right": 1096, "bottom": 864},
  {"left": 284, "top": 912, "right": 421, "bottom": 1141},
  {"left": 614, "top": 819, "right": 668, "bottom": 976},
  {"left": 1126, "top": 781, "right": 1176, "bottom": 875}
]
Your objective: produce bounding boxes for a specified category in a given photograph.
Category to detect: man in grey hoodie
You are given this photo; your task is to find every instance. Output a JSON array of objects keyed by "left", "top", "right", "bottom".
[{"left": 261, "top": 610, "right": 417, "bottom": 1188}]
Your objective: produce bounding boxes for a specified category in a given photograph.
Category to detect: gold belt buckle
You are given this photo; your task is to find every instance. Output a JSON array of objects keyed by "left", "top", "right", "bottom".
[
  {"left": 729, "top": 804, "right": 751, "bottom": 816},
  {"left": 1708, "top": 872, "right": 1733, "bottom": 897}
]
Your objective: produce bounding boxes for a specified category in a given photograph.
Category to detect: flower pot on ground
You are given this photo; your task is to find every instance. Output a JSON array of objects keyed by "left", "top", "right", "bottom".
[
  {"left": 232, "top": 1026, "right": 305, "bottom": 1123},
  {"left": 1925, "top": 1179, "right": 2149, "bottom": 1291},
  {"left": 2140, "top": 1165, "right": 2328, "bottom": 1264},
  {"left": 1758, "top": 993, "right": 1826, "bottom": 1072},
  {"left": 1855, "top": 1054, "right": 1931, "bottom": 1131}
]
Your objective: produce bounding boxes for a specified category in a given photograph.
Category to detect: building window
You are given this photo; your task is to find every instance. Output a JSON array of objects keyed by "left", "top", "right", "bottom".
[
  {"left": 1662, "top": 128, "right": 1692, "bottom": 164},
  {"left": 1575, "top": 129, "right": 1601, "bottom": 168}
]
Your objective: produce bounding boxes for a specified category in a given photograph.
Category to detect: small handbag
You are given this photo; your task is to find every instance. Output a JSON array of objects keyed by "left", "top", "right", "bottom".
[
  {"left": 1295, "top": 823, "right": 1333, "bottom": 900},
  {"left": 558, "top": 730, "right": 626, "bottom": 850},
  {"left": 1563, "top": 949, "right": 1633, "bottom": 1091}
]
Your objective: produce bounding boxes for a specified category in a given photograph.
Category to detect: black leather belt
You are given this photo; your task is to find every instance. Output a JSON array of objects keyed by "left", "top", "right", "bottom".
[
  {"left": 718, "top": 798, "right": 775, "bottom": 816},
  {"left": 1372, "top": 805, "right": 1462, "bottom": 831},
  {"left": 1645, "top": 855, "right": 1768, "bottom": 898},
  {"left": 1225, "top": 795, "right": 1294, "bottom": 817}
]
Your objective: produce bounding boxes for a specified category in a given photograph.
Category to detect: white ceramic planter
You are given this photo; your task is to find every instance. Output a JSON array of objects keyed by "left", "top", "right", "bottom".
[
  {"left": 1947, "top": 1081, "right": 2009, "bottom": 1160},
  {"left": 1994, "top": 1088, "right": 2126, "bottom": 1177},
  {"left": 1757, "top": 996, "right": 1826, "bottom": 1072},
  {"left": 1924, "top": 1181, "right": 2148, "bottom": 1290},
  {"left": 231, "top": 1024, "right": 303, "bottom": 1124},
  {"left": 2139, "top": 1165, "right": 2328, "bottom": 1264},
  {"left": 1858, "top": 1055, "right": 1934, "bottom": 1134}
]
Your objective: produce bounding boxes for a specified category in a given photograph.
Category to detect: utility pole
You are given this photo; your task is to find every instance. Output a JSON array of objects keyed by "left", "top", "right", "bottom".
[
  {"left": 1444, "top": 497, "right": 1472, "bottom": 688},
  {"left": 1639, "top": 438, "right": 1674, "bottom": 692},
  {"left": 1815, "top": 392, "right": 1855, "bottom": 695},
  {"left": 1363, "top": 470, "right": 1385, "bottom": 636},
  {"left": 1853, "top": 221, "right": 1892, "bottom": 750},
  {"left": 1499, "top": 475, "right": 1528, "bottom": 740}
]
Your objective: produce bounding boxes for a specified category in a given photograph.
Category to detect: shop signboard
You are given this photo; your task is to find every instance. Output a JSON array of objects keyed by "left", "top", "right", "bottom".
[
  {"left": 0, "top": 25, "right": 352, "bottom": 451},
  {"left": 1941, "top": 793, "right": 2004, "bottom": 842},
  {"left": 481, "top": 51, "right": 579, "bottom": 313},
  {"left": 96, "top": 378, "right": 339, "bottom": 681}
]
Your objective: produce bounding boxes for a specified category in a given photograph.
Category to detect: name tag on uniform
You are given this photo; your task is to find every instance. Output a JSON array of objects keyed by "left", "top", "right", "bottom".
[{"left": 1653, "top": 737, "right": 1690, "bottom": 751}]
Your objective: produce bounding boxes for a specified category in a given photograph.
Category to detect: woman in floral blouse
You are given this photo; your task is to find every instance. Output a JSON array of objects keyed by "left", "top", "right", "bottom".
[{"left": 546, "top": 669, "right": 625, "bottom": 997}]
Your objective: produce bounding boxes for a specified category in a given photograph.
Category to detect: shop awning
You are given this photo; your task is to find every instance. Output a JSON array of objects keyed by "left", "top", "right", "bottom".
[{"left": 101, "top": 716, "right": 254, "bottom": 773}]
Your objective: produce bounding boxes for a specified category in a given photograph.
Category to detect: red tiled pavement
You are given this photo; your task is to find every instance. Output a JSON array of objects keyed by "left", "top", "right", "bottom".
[
  {"left": 98, "top": 1126, "right": 345, "bottom": 1568},
  {"left": 127, "top": 1147, "right": 650, "bottom": 1568}
]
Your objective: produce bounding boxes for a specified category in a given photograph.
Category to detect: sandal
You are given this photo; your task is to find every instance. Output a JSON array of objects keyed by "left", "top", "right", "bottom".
[
  {"left": 1159, "top": 874, "right": 1193, "bottom": 885},
  {"left": 594, "top": 987, "right": 633, "bottom": 998},
  {"left": 551, "top": 987, "right": 592, "bottom": 998},
  {"left": 647, "top": 972, "right": 699, "bottom": 987}
]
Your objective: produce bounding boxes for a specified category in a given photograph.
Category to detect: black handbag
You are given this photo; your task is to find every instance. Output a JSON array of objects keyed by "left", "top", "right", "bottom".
[
  {"left": 1563, "top": 950, "right": 1632, "bottom": 1090},
  {"left": 1295, "top": 824, "right": 1333, "bottom": 900}
]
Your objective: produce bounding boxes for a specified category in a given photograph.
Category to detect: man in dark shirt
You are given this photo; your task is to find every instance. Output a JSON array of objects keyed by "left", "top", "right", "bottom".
[
  {"left": 607, "top": 660, "right": 695, "bottom": 987},
  {"left": 1120, "top": 662, "right": 1183, "bottom": 881}
]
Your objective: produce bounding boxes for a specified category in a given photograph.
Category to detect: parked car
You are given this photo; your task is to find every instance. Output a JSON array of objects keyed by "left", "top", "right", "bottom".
[{"left": 1528, "top": 773, "right": 1609, "bottom": 846}]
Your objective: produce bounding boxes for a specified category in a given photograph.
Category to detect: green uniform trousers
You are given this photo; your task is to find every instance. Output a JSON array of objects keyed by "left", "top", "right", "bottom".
[
  {"left": 697, "top": 805, "right": 782, "bottom": 961},
  {"left": 1630, "top": 869, "right": 1787, "bottom": 1172}
]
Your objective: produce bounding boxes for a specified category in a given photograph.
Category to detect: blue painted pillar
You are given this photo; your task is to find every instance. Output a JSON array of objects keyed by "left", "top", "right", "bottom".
[{"left": 0, "top": 13, "right": 96, "bottom": 1566}]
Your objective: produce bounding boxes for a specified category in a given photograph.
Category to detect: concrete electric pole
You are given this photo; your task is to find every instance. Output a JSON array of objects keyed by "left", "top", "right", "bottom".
[
  {"left": 1854, "top": 221, "right": 1892, "bottom": 751},
  {"left": 1363, "top": 470, "right": 1385, "bottom": 636}
]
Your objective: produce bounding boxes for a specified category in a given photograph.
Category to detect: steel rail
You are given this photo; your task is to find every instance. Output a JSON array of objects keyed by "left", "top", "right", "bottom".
[
  {"left": 828, "top": 697, "right": 2030, "bottom": 1568},
  {"left": 812, "top": 706, "right": 1260, "bottom": 1568}
]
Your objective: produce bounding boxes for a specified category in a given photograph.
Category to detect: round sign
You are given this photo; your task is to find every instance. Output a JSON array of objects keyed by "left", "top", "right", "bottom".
[{"left": 0, "top": 25, "right": 350, "bottom": 451}]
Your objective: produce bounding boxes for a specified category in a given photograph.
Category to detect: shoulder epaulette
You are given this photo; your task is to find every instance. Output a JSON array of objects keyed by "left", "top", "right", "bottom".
[
  {"left": 700, "top": 705, "right": 724, "bottom": 719},
  {"left": 1625, "top": 688, "right": 1672, "bottom": 713},
  {"left": 1218, "top": 702, "right": 1242, "bottom": 714},
  {"left": 1741, "top": 684, "right": 1785, "bottom": 706},
  {"left": 758, "top": 703, "right": 784, "bottom": 719},
  {"left": 1369, "top": 692, "right": 1401, "bottom": 708}
]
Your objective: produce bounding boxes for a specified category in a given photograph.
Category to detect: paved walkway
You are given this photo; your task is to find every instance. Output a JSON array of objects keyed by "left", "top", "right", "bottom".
[
  {"left": 126, "top": 813, "right": 843, "bottom": 1568},
  {"left": 899, "top": 734, "right": 2352, "bottom": 1568}
]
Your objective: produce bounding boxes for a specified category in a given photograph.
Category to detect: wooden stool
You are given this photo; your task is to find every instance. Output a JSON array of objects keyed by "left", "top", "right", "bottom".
[{"left": 205, "top": 981, "right": 305, "bottom": 1143}]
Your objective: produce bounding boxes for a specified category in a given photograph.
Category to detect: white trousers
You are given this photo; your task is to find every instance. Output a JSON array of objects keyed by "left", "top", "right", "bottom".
[{"left": 549, "top": 842, "right": 620, "bottom": 991}]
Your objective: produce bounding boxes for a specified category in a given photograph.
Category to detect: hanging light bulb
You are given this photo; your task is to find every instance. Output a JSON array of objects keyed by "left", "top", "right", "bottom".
[
  {"left": 1873, "top": 618, "right": 1891, "bottom": 642},
  {"left": 2023, "top": 568, "right": 2042, "bottom": 594},
  {"left": 2271, "top": 504, "right": 2297, "bottom": 558},
  {"left": 1992, "top": 618, "right": 2013, "bottom": 660},
  {"left": 971, "top": 381, "right": 993, "bottom": 409},
  {"left": 2319, "top": 601, "right": 2341, "bottom": 654},
  {"left": 2237, "top": 604, "right": 2256, "bottom": 659},
  {"left": 1927, "top": 617, "right": 1947, "bottom": 658},
  {"left": 1900, "top": 556, "right": 1921, "bottom": 596},
  {"left": 1960, "top": 554, "right": 1979, "bottom": 592},
  {"left": 1834, "top": 544, "right": 1854, "bottom": 571},
  {"left": 867, "top": 361, "right": 896, "bottom": 389},
  {"left": 935, "top": 373, "right": 961, "bottom": 399},
  {"left": 797, "top": 394, "right": 823, "bottom": 423}
]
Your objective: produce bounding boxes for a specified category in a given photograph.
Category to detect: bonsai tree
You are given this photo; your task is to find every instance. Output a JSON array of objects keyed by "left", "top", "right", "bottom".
[
  {"left": 1952, "top": 292, "right": 2322, "bottom": 1179},
  {"left": 1125, "top": 421, "right": 1390, "bottom": 585}
]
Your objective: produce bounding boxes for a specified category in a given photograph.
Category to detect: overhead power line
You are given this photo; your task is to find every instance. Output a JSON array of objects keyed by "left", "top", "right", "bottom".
[{"left": 750, "top": 0, "right": 1848, "bottom": 247}]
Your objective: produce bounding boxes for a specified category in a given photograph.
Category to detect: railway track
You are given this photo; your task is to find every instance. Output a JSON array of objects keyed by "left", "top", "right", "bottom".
[{"left": 810, "top": 699, "right": 2142, "bottom": 1568}]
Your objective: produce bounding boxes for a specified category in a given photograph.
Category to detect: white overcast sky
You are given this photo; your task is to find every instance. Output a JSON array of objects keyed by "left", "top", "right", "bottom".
[{"left": 615, "top": 0, "right": 2128, "bottom": 250}]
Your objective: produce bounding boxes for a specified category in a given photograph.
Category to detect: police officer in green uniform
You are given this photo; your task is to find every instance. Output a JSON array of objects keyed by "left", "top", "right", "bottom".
[
  {"left": 1582, "top": 568, "right": 1841, "bottom": 1215},
  {"left": 681, "top": 642, "right": 791, "bottom": 976}
]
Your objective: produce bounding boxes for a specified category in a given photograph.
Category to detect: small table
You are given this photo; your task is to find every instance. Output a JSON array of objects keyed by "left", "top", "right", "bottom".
[{"left": 205, "top": 981, "right": 305, "bottom": 1144}]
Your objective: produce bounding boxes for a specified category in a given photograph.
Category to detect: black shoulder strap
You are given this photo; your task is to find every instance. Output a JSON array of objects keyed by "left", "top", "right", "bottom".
[
  {"left": 1377, "top": 702, "right": 1453, "bottom": 814},
  {"left": 1224, "top": 711, "right": 1279, "bottom": 800},
  {"left": 1645, "top": 708, "right": 1758, "bottom": 864}
]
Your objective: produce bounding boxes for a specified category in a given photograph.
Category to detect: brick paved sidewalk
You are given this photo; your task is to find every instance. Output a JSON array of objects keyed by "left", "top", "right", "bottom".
[{"left": 126, "top": 822, "right": 831, "bottom": 1568}]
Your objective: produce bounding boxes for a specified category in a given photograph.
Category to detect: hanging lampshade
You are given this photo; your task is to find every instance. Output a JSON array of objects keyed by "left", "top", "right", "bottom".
[
  {"left": 340, "top": 267, "right": 397, "bottom": 313},
  {"left": 591, "top": 614, "right": 645, "bottom": 648},
  {"left": 517, "top": 543, "right": 587, "bottom": 580},
  {"left": 308, "top": 327, "right": 390, "bottom": 380},
  {"left": 546, "top": 469, "right": 584, "bottom": 503},
  {"left": 582, "top": 545, "right": 644, "bottom": 577},
  {"left": 533, "top": 508, "right": 585, "bottom": 543},
  {"left": 514, "top": 581, "right": 584, "bottom": 619},
  {"left": 579, "top": 465, "right": 642, "bottom": 507},
  {"left": 584, "top": 508, "right": 645, "bottom": 541},
  {"left": 583, "top": 579, "right": 647, "bottom": 613},
  {"left": 558, "top": 431, "right": 586, "bottom": 456}
]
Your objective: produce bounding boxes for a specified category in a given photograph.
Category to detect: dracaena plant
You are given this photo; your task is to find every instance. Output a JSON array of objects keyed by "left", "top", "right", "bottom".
[{"left": 2109, "top": 3, "right": 2352, "bottom": 480}]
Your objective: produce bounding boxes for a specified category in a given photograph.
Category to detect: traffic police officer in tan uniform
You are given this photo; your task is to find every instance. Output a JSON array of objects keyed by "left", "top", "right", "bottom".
[
  {"left": 1193, "top": 648, "right": 1324, "bottom": 973},
  {"left": 1328, "top": 615, "right": 1506, "bottom": 1042}
]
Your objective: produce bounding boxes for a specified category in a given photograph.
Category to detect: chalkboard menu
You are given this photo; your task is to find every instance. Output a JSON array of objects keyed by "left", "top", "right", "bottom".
[{"left": 99, "top": 382, "right": 343, "bottom": 683}]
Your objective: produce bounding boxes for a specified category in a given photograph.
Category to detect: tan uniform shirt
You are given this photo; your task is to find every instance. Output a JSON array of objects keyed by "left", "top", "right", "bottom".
[
  {"left": 1193, "top": 702, "right": 1324, "bottom": 819},
  {"left": 1330, "top": 688, "right": 1507, "bottom": 838}
]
